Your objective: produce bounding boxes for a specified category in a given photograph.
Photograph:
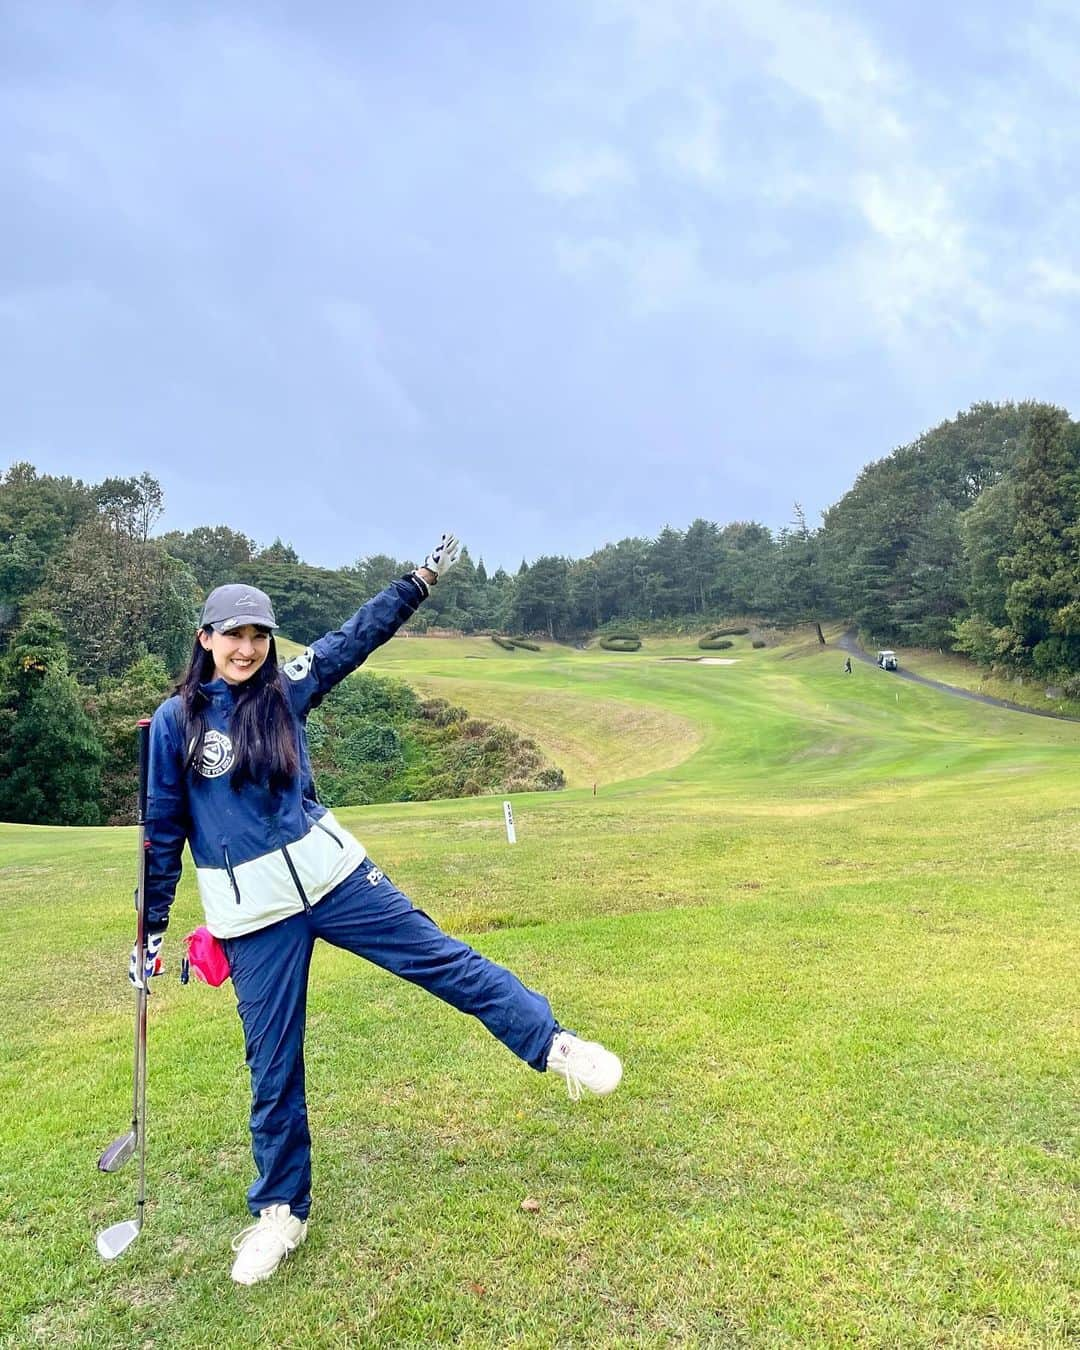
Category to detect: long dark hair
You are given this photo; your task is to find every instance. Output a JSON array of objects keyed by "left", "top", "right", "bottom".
[{"left": 178, "top": 632, "right": 300, "bottom": 791}]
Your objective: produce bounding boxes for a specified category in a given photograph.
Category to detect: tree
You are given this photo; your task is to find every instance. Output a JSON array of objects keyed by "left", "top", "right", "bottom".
[
  {"left": 644, "top": 526, "right": 684, "bottom": 618},
  {"left": 959, "top": 477, "right": 1015, "bottom": 629},
  {"left": 0, "top": 463, "right": 95, "bottom": 634},
  {"left": 485, "top": 567, "right": 516, "bottom": 632},
  {"left": 423, "top": 546, "right": 478, "bottom": 631},
  {"left": 568, "top": 556, "right": 604, "bottom": 629},
  {"left": 94, "top": 473, "right": 164, "bottom": 541},
  {"left": 258, "top": 538, "right": 301, "bottom": 565},
  {"left": 0, "top": 611, "right": 102, "bottom": 825},
  {"left": 233, "top": 560, "right": 367, "bottom": 640},
  {"left": 347, "top": 553, "right": 409, "bottom": 598},
  {"left": 158, "top": 525, "right": 256, "bottom": 589},
  {"left": 511, "top": 555, "right": 571, "bottom": 638},
  {"left": 819, "top": 402, "right": 1034, "bottom": 641},
  {"left": 39, "top": 521, "right": 201, "bottom": 681},
  {"left": 1001, "top": 406, "right": 1080, "bottom": 672},
  {"left": 891, "top": 504, "right": 966, "bottom": 647},
  {"left": 775, "top": 504, "right": 828, "bottom": 626},
  {"left": 84, "top": 655, "right": 174, "bottom": 823},
  {"left": 682, "top": 519, "right": 721, "bottom": 613},
  {"left": 717, "top": 522, "right": 776, "bottom": 614}
]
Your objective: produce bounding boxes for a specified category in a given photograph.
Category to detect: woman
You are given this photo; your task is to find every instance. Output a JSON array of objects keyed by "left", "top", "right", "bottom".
[{"left": 130, "top": 533, "right": 621, "bottom": 1285}]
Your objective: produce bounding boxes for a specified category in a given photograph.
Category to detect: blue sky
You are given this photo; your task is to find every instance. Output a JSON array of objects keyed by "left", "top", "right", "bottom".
[{"left": 4, "top": 1, "right": 1080, "bottom": 571}]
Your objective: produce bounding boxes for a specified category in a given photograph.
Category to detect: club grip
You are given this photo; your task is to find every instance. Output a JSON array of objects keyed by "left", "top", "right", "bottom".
[{"left": 136, "top": 718, "right": 152, "bottom": 823}]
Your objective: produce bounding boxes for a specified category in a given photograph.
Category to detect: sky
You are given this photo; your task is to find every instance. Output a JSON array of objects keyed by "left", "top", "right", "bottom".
[{"left": 4, "top": 0, "right": 1080, "bottom": 572}]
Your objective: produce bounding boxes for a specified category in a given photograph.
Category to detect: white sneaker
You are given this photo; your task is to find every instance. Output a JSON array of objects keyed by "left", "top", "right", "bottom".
[
  {"left": 546, "top": 1031, "right": 622, "bottom": 1100},
  {"left": 230, "top": 1204, "right": 308, "bottom": 1285}
]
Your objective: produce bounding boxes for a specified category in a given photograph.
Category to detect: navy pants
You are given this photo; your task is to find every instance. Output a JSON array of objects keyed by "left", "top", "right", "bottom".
[{"left": 223, "top": 860, "right": 558, "bottom": 1220}]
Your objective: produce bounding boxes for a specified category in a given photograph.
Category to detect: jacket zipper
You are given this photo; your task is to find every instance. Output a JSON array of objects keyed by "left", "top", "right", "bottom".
[
  {"left": 312, "top": 817, "right": 344, "bottom": 849},
  {"left": 222, "top": 843, "right": 242, "bottom": 906},
  {"left": 280, "top": 843, "right": 313, "bottom": 912}
]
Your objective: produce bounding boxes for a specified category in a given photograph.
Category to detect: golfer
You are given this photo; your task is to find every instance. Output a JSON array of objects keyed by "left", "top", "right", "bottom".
[{"left": 130, "top": 533, "right": 621, "bottom": 1285}]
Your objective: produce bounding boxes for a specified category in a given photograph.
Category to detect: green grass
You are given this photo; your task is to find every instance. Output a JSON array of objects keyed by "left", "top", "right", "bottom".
[
  {"left": 1, "top": 630, "right": 1078, "bottom": 1347},
  {"left": 896, "top": 645, "right": 1080, "bottom": 720}
]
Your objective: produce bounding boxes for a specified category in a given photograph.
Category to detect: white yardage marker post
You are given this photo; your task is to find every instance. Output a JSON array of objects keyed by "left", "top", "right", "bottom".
[{"left": 503, "top": 800, "right": 517, "bottom": 844}]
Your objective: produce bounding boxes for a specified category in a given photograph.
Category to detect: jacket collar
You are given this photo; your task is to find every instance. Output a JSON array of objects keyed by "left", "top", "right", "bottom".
[{"left": 199, "top": 678, "right": 238, "bottom": 704}]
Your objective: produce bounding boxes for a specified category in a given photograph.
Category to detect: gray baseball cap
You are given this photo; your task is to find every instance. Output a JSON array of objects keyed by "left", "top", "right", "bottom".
[{"left": 200, "top": 584, "right": 278, "bottom": 633}]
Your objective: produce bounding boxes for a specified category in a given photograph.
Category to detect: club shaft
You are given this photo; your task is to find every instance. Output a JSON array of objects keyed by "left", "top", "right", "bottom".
[{"left": 134, "top": 719, "right": 152, "bottom": 1218}]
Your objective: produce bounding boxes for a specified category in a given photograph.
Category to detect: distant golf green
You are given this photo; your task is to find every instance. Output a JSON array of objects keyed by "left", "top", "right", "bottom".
[{"left": 2, "top": 632, "right": 1077, "bottom": 1347}]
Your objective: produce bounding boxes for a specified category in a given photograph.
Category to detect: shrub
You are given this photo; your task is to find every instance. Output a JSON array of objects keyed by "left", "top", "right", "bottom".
[
  {"left": 752, "top": 639, "right": 766, "bottom": 649},
  {"left": 491, "top": 635, "right": 515, "bottom": 651},
  {"left": 698, "top": 637, "right": 734, "bottom": 650},
  {"left": 601, "top": 629, "right": 641, "bottom": 641},
  {"left": 600, "top": 636, "right": 642, "bottom": 651},
  {"left": 420, "top": 697, "right": 469, "bottom": 727},
  {"left": 707, "top": 626, "right": 749, "bottom": 638},
  {"left": 509, "top": 638, "right": 541, "bottom": 652}
]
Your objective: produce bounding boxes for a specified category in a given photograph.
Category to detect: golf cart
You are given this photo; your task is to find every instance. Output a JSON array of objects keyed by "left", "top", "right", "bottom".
[{"left": 876, "top": 649, "right": 898, "bottom": 671}]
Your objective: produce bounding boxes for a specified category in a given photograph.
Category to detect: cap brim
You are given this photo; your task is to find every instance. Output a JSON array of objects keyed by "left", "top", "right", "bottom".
[{"left": 216, "top": 616, "right": 278, "bottom": 633}]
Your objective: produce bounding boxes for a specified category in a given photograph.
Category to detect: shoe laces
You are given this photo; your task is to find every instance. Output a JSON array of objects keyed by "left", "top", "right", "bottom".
[
  {"left": 231, "top": 1207, "right": 301, "bottom": 1254},
  {"left": 549, "top": 1036, "right": 588, "bottom": 1101}
]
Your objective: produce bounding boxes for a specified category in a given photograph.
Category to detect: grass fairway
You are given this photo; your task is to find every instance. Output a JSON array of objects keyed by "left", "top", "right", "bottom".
[{"left": 1, "top": 633, "right": 1078, "bottom": 1348}]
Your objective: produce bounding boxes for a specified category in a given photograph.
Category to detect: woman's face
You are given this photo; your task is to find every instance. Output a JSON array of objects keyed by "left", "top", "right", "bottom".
[{"left": 198, "top": 624, "right": 272, "bottom": 685}]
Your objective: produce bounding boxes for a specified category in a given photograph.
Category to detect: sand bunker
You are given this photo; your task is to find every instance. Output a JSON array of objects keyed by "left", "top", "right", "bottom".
[{"left": 659, "top": 656, "right": 740, "bottom": 665}]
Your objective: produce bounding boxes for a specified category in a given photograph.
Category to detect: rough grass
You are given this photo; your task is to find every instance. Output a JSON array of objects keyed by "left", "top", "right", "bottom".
[
  {"left": 1, "top": 630, "right": 1078, "bottom": 1347},
  {"left": 898, "top": 646, "right": 1080, "bottom": 719}
]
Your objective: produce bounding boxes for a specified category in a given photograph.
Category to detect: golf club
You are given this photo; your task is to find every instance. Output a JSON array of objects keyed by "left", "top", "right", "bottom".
[{"left": 96, "top": 717, "right": 152, "bottom": 1261}]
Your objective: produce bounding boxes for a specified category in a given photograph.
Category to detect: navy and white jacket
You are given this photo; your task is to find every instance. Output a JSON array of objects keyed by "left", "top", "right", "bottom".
[{"left": 144, "top": 576, "right": 426, "bottom": 939}]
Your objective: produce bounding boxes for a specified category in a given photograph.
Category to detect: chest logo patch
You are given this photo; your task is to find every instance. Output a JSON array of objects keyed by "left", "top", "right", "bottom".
[{"left": 197, "top": 730, "right": 235, "bottom": 778}]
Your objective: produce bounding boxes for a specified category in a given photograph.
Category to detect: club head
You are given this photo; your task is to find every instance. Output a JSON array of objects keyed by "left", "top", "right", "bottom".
[
  {"left": 96, "top": 1218, "right": 141, "bottom": 1260},
  {"left": 98, "top": 1131, "right": 137, "bottom": 1173}
]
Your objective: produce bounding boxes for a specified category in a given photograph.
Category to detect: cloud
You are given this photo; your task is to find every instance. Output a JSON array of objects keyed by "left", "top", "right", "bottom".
[
  {"left": 659, "top": 90, "right": 727, "bottom": 188},
  {"left": 556, "top": 229, "right": 714, "bottom": 313},
  {"left": 1029, "top": 259, "right": 1080, "bottom": 299},
  {"left": 535, "top": 146, "right": 636, "bottom": 199},
  {"left": 320, "top": 301, "right": 423, "bottom": 433},
  {"left": 573, "top": 0, "right": 1078, "bottom": 367}
]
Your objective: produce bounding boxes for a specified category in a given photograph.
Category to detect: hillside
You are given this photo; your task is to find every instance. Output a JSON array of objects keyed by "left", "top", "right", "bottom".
[{"left": 2, "top": 630, "right": 1078, "bottom": 1345}]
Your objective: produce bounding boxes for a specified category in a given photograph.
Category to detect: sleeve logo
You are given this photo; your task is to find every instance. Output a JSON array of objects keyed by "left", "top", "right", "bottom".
[{"left": 283, "top": 647, "right": 315, "bottom": 682}]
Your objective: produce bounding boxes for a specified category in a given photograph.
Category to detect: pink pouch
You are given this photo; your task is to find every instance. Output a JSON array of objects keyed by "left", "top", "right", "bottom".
[{"left": 184, "top": 926, "right": 231, "bottom": 987}]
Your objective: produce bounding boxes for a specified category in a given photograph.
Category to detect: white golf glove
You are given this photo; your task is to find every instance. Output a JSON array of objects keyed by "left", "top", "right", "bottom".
[
  {"left": 128, "top": 933, "right": 164, "bottom": 988},
  {"left": 421, "top": 532, "right": 461, "bottom": 584}
]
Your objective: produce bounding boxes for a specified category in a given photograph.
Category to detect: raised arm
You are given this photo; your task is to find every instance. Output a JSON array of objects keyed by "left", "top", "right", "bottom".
[{"left": 281, "top": 533, "right": 460, "bottom": 713}]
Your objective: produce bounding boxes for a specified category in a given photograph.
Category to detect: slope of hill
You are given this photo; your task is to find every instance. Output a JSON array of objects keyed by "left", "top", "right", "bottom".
[{"left": 2, "top": 631, "right": 1077, "bottom": 1347}]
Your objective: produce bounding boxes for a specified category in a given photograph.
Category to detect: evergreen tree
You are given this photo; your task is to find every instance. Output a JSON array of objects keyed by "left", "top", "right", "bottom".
[
  {"left": 0, "top": 463, "right": 96, "bottom": 638},
  {"left": 682, "top": 519, "right": 721, "bottom": 613},
  {"left": 84, "top": 654, "right": 174, "bottom": 823},
  {"left": 960, "top": 478, "right": 1016, "bottom": 629},
  {"left": 1001, "top": 406, "right": 1080, "bottom": 672},
  {"left": 0, "top": 612, "right": 102, "bottom": 825},
  {"left": 258, "top": 538, "right": 301, "bottom": 565},
  {"left": 423, "top": 545, "right": 476, "bottom": 630},
  {"left": 512, "top": 555, "right": 571, "bottom": 638}
]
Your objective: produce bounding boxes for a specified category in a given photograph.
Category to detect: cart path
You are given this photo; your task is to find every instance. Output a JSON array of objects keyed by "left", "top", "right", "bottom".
[{"left": 835, "top": 631, "right": 1080, "bottom": 723}]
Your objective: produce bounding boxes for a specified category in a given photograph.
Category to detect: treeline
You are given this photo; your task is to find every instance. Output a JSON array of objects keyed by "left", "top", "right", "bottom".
[{"left": 3, "top": 398, "right": 1080, "bottom": 821}]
